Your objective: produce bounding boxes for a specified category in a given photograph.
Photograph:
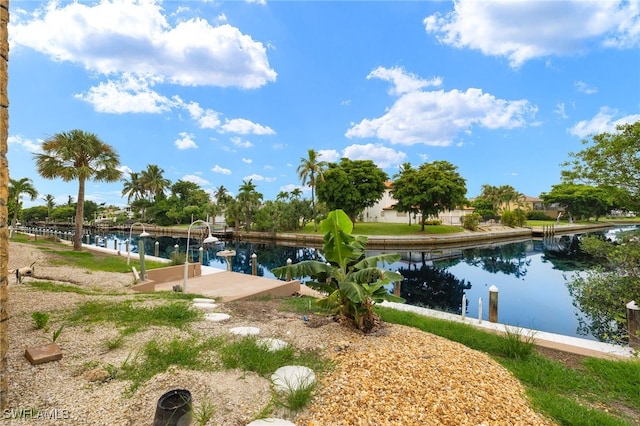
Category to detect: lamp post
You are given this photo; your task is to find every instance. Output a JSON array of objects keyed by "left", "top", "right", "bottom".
[
  {"left": 127, "top": 222, "right": 150, "bottom": 266},
  {"left": 183, "top": 219, "right": 218, "bottom": 293}
]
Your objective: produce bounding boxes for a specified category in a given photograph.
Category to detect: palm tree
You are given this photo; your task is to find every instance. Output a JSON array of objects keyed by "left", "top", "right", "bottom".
[
  {"left": 41, "top": 194, "right": 56, "bottom": 220},
  {"left": 237, "top": 179, "right": 263, "bottom": 231},
  {"left": 8, "top": 177, "right": 38, "bottom": 237},
  {"left": 34, "top": 129, "right": 121, "bottom": 250},
  {"left": 276, "top": 190, "right": 289, "bottom": 201},
  {"left": 214, "top": 185, "right": 231, "bottom": 206},
  {"left": 297, "top": 149, "right": 327, "bottom": 232},
  {"left": 122, "top": 172, "right": 145, "bottom": 203},
  {"left": 290, "top": 188, "right": 303, "bottom": 199},
  {"left": 140, "top": 164, "right": 170, "bottom": 202}
]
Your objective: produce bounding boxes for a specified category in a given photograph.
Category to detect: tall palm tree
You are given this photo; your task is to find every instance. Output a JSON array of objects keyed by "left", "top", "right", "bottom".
[
  {"left": 8, "top": 177, "right": 38, "bottom": 237},
  {"left": 140, "top": 164, "right": 170, "bottom": 202},
  {"left": 297, "top": 149, "right": 327, "bottom": 232},
  {"left": 122, "top": 171, "right": 145, "bottom": 203},
  {"left": 34, "top": 129, "right": 122, "bottom": 250},
  {"left": 214, "top": 185, "right": 230, "bottom": 206},
  {"left": 41, "top": 194, "right": 56, "bottom": 220},
  {"left": 237, "top": 179, "right": 263, "bottom": 231}
]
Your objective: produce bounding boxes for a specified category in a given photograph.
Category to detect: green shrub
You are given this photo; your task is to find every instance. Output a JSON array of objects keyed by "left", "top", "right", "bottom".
[
  {"left": 462, "top": 213, "right": 482, "bottom": 231},
  {"left": 31, "top": 312, "right": 50, "bottom": 330},
  {"left": 424, "top": 219, "right": 442, "bottom": 226},
  {"left": 501, "top": 209, "right": 527, "bottom": 227},
  {"left": 527, "top": 210, "right": 552, "bottom": 221}
]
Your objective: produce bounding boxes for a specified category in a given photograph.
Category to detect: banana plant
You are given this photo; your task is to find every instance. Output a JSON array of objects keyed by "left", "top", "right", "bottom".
[{"left": 272, "top": 209, "right": 404, "bottom": 332}]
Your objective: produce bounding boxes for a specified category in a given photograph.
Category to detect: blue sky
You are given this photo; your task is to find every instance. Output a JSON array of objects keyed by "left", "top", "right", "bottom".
[{"left": 7, "top": 0, "right": 640, "bottom": 208}]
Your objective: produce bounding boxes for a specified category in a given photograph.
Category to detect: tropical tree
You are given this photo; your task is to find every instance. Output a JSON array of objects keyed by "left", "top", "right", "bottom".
[
  {"left": 297, "top": 149, "right": 327, "bottom": 232},
  {"left": 140, "top": 164, "right": 170, "bottom": 202},
  {"left": 8, "top": 177, "right": 38, "bottom": 237},
  {"left": 392, "top": 161, "right": 467, "bottom": 231},
  {"left": 272, "top": 210, "right": 404, "bottom": 333},
  {"left": 41, "top": 194, "right": 56, "bottom": 219},
  {"left": 34, "top": 129, "right": 121, "bottom": 250},
  {"left": 236, "top": 179, "right": 263, "bottom": 231},
  {"left": 290, "top": 187, "right": 303, "bottom": 199},
  {"left": 562, "top": 121, "right": 640, "bottom": 210},
  {"left": 316, "top": 158, "right": 388, "bottom": 225},
  {"left": 540, "top": 183, "right": 614, "bottom": 221},
  {"left": 122, "top": 171, "right": 145, "bottom": 204}
]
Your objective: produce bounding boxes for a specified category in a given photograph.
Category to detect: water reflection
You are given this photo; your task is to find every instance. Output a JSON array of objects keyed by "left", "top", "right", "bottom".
[{"left": 106, "top": 227, "right": 636, "bottom": 341}]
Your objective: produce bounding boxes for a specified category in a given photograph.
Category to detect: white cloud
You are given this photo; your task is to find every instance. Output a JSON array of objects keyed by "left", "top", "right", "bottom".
[
  {"left": 317, "top": 149, "right": 340, "bottom": 163},
  {"left": 175, "top": 132, "right": 197, "bottom": 150},
  {"left": 183, "top": 101, "right": 221, "bottom": 129},
  {"left": 219, "top": 118, "right": 276, "bottom": 135},
  {"left": 342, "top": 144, "right": 407, "bottom": 169},
  {"left": 75, "top": 74, "right": 176, "bottom": 113},
  {"left": 367, "top": 66, "right": 442, "bottom": 96},
  {"left": 11, "top": 0, "right": 277, "bottom": 88},
  {"left": 272, "top": 143, "right": 285, "bottom": 150},
  {"left": 574, "top": 81, "right": 598, "bottom": 94},
  {"left": 347, "top": 68, "right": 536, "bottom": 146},
  {"left": 243, "top": 174, "right": 276, "bottom": 182},
  {"left": 242, "top": 158, "right": 253, "bottom": 164},
  {"left": 182, "top": 174, "right": 210, "bottom": 186},
  {"left": 569, "top": 107, "right": 640, "bottom": 138},
  {"left": 418, "top": 153, "right": 429, "bottom": 162},
  {"left": 424, "top": 0, "right": 640, "bottom": 68},
  {"left": 8, "top": 134, "right": 42, "bottom": 153},
  {"left": 212, "top": 165, "right": 232, "bottom": 175},
  {"left": 554, "top": 103, "right": 568, "bottom": 119},
  {"left": 231, "top": 136, "right": 253, "bottom": 148}
]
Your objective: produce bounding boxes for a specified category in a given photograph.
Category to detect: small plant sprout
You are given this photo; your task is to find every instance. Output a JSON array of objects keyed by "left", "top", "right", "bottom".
[{"left": 31, "top": 312, "right": 50, "bottom": 330}]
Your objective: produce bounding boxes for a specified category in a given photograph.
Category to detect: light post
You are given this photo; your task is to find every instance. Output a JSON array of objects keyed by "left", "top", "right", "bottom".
[
  {"left": 127, "top": 222, "right": 150, "bottom": 266},
  {"left": 183, "top": 219, "right": 218, "bottom": 293}
]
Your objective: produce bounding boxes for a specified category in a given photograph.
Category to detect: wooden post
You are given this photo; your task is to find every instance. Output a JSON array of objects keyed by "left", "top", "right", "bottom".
[
  {"left": 173, "top": 244, "right": 179, "bottom": 258},
  {"left": 251, "top": 253, "right": 257, "bottom": 276},
  {"left": 198, "top": 247, "right": 203, "bottom": 264},
  {"left": 286, "top": 258, "right": 292, "bottom": 281},
  {"left": 393, "top": 280, "right": 401, "bottom": 297},
  {"left": 489, "top": 285, "right": 498, "bottom": 323},
  {"left": 155, "top": 241, "right": 159, "bottom": 257},
  {"left": 627, "top": 301, "right": 640, "bottom": 349}
]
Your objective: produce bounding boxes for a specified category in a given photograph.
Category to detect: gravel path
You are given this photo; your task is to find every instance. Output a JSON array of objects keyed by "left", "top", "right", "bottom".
[{"left": 4, "top": 241, "right": 554, "bottom": 425}]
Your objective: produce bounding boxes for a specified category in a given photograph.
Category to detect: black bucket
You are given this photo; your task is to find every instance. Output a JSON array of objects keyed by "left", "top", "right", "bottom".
[{"left": 153, "top": 389, "right": 192, "bottom": 426}]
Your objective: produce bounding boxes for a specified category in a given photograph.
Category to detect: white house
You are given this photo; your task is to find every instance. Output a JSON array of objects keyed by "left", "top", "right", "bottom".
[{"left": 361, "top": 181, "right": 472, "bottom": 225}]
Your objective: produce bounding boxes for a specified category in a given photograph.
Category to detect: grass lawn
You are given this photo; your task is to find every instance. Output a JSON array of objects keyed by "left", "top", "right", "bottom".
[{"left": 299, "top": 221, "right": 464, "bottom": 235}]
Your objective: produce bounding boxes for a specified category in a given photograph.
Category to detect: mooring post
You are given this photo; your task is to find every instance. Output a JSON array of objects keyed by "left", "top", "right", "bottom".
[
  {"left": 286, "top": 258, "right": 292, "bottom": 281},
  {"left": 461, "top": 294, "right": 466, "bottom": 320},
  {"left": 478, "top": 297, "right": 483, "bottom": 324},
  {"left": 251, "top": 253, "right": 257, "bottom": 276},
  {"left": 155, "top": 241, "right": 160, "bottom": 257},
  {"left": 393, "top": 280, "right": 401, "bottom": 297},
  {"left": 199, "top": 247, "right": 204, "bottom": 264},
  {"left": 174, "top": 244, "right": 179, "bottom": 259},
  {"left": 489, "top": 285, "right": 499, "bottom": 323},
  {"left": 627, "top": 301, "right": 640, "bottom": 349}
]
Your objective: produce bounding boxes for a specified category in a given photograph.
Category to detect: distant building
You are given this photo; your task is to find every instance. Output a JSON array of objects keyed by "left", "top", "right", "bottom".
[{"left": 361, "top": 181, "right": 473, "bottom": 225}]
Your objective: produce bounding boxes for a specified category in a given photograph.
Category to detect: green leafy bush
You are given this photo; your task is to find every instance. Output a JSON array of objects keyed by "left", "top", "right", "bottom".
[
  {"left": 462, "top": 213, "right": 482, "bottom": 231},
  {"left": 500, "top": 209, "right": 527, "bottom": 227},
  {"left": 31, "top": 312, "right": 50, "bottom": 330},
  {"left": 526, "top": 210, "right": 552, "bottom": 221}
]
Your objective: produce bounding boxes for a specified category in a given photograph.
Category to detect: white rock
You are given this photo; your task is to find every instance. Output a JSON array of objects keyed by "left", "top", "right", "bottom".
[
  {"left": 246, "top": 419, "right": 296, "bottom": 426},
  {"left": 271, "top": 365, "right": 316, "bottom": 393},
  {"left": 193, "top": 302, "right": 218, "bottom": 310},
  {"left": 193, "top": 298, "right": 216, "bottom": 304},
  {"left": 257, "top": 338, "right": 288, "bottom": 352},
  {"left": 229, "top": 326, "right": 260, "bottom": 336},
  {"left": 205, "top": 313, "right": 230, "bottom": 322}
]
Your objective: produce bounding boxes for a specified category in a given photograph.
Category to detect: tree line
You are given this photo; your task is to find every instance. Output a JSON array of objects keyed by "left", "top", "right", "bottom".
[{"left": 9, "top": 122, "right": 640, "bottom": 252}]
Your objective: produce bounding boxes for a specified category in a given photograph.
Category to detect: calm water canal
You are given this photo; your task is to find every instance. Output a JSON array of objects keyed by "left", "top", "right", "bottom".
[{"left": 112, "top": 225, "right": 636, "bottom": 342}]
